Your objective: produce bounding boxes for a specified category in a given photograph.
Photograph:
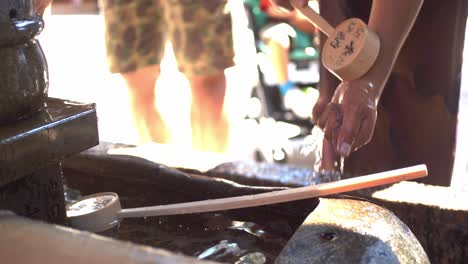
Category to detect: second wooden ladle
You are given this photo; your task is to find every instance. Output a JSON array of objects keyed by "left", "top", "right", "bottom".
[{"left": 67, "top": 165, "right": 427, "bottom": 232}]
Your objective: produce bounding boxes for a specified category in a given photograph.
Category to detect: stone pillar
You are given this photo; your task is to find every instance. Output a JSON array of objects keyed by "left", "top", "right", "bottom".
[
  {"left": 0, "top": 163, "right": 66, "bottom": 224},
  {"left": 0, "top": 99, "right": 99, "bottom": 224}
]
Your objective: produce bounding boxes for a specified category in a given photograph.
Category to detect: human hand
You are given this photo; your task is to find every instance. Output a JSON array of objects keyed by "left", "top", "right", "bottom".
[
  {"left": 34, "top": 0, "right": 52, "bottom": 15},
  {"left": 316, "top": 80, "right": 378, "bottom": 158},
  {"left": 312, "top": 90, "right": 333, "bottom": 127}
]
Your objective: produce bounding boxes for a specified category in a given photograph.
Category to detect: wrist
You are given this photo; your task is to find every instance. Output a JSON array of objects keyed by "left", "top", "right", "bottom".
[
  {"left": 357, "top": 78, "right": 382, "bottom": 105},
  {"left": 357, "top": 43, "right": 394, "bottom": 104},
  {"left": 342, "top": 79, "right": 380, "bottom": 108}
]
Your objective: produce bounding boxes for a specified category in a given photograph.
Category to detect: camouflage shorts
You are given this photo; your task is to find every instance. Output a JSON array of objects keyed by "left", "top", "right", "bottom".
[{"left": 101, "top": 0, "right": 234, "bottom": 76}]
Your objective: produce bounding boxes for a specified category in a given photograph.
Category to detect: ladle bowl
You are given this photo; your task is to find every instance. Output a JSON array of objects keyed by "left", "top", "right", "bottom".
[{"left": 67, "top": 192, "right": 121, "bottom": 232}]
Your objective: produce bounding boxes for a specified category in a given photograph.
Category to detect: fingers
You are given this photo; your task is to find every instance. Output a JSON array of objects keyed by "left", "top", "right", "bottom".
[
  {"left": 312, "top": 95, "right": 331, "bottom": 125},
  {"left": 353, "top": 108, "right": 377, "bottom": 150},
  {"left": 316, "top": 102, "right": 375, "bottom": 158},
  {"left": 323, "top": 104, "right": 342, "bottom": 143},
  {"left": 312, "top": 99, "right": 326, "bottom": 125},
  {"left": 321, "top": 137, "right": 338, "bottom": 171},
  {"left": 316, "top": 103, "right": 340, "bottom": 130},
  {"left": 336, "top": 110, "right": 360, "bottom": 157},
  {"left": 336, "top": 104, "right": 373, "bottom": 157}
]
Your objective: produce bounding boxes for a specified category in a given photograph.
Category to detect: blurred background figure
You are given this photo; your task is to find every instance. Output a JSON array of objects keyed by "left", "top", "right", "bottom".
[
  {"left": 34, "top": 0, "right": 52, "bottom": 14},
  {"left": 256, "top": 0, "right": 319, "bottom": 118},
  {"left": 38, "top": 0, "right": 325, "bottom": 167},
  {"left": 100, "top": 0, "right": 234, "bottom": 153},
  {"left": 72, "top": 0, "right": 83, "bottom": 8}
]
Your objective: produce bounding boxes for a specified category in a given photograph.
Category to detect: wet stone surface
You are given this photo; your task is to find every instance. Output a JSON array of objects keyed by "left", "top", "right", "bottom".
[
  {"left": 115, "top": 214, "right": 295, "bottom": 263},
  {"left": 208, "top": 161, "right": 341, "bottom": 188},
  {"left": 64, "top": 185, "right": 305, "bottom": 264},
  {"left": 0, "top": 163, "right": 66, "bottom": 224},
  {"left": 276, "top": 198, "right": 430, "bottom": 264},
  {"left": 63, "top": 143, "right": 428, "bottom": 263}
]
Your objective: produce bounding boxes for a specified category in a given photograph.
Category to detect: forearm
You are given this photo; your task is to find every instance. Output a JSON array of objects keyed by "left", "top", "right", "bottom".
[{"left": 363, "top": 0, "right": 423, "bottom": 102}]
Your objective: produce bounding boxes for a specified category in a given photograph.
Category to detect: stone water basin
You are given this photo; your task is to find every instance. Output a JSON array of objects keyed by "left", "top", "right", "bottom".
[{"left": 61, "top": 143, "right": 429, "bottom": 264}]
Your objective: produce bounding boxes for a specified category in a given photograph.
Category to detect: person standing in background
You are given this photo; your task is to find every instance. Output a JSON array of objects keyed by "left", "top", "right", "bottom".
[
  {"left": 33, "top": 0, "right": 234, "bottom": 153},
  {"left": 100, "top": 0, "right": 234, "bottom": 153}
]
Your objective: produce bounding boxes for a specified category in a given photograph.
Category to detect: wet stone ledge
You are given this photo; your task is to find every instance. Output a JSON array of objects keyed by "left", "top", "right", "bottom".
[
  {"left": 0, "top": 98, "right": 99, "bottom": 187},
  {"left": 0, "top": 98, "right": 99, "bottom": 224},
  {"left": 63, "top": 142, "right": 466, "bottom": 263},
  {"left": 205, "top": 161, "right": 340, "bottom": 188},
  {"left": 366, "top": 182, "right": 468, "bottom": 264},
  {"left": 62, "top": 143, "right": 428, "bottom": 263}
]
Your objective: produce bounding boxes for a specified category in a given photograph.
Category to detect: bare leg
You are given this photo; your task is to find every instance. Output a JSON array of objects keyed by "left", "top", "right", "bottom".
[
  {"left": 265, "top": 37, "right": 290, "bottom": 85},
  {"left": 122, "top": 65, "right": 170, "bottom": 144},
  {"left": 189, "top": 72, "right": 229, "bottom": 153}
]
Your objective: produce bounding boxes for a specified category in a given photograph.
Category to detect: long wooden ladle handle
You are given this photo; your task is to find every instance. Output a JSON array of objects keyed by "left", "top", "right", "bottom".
[
  {"left": 118, "top": 165, "right": 427, "bottom": 218},
  {"left": 290, "top": 0, "right": 334, "bottom": 37}
]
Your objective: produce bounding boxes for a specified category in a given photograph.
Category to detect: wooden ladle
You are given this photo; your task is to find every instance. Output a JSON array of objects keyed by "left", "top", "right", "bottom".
[
  {"left": 67, "top": 165, "right": 427, "bottom": 232},
  {"left": 291, "top": 0, "right": 380, "bottom": 80}
]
